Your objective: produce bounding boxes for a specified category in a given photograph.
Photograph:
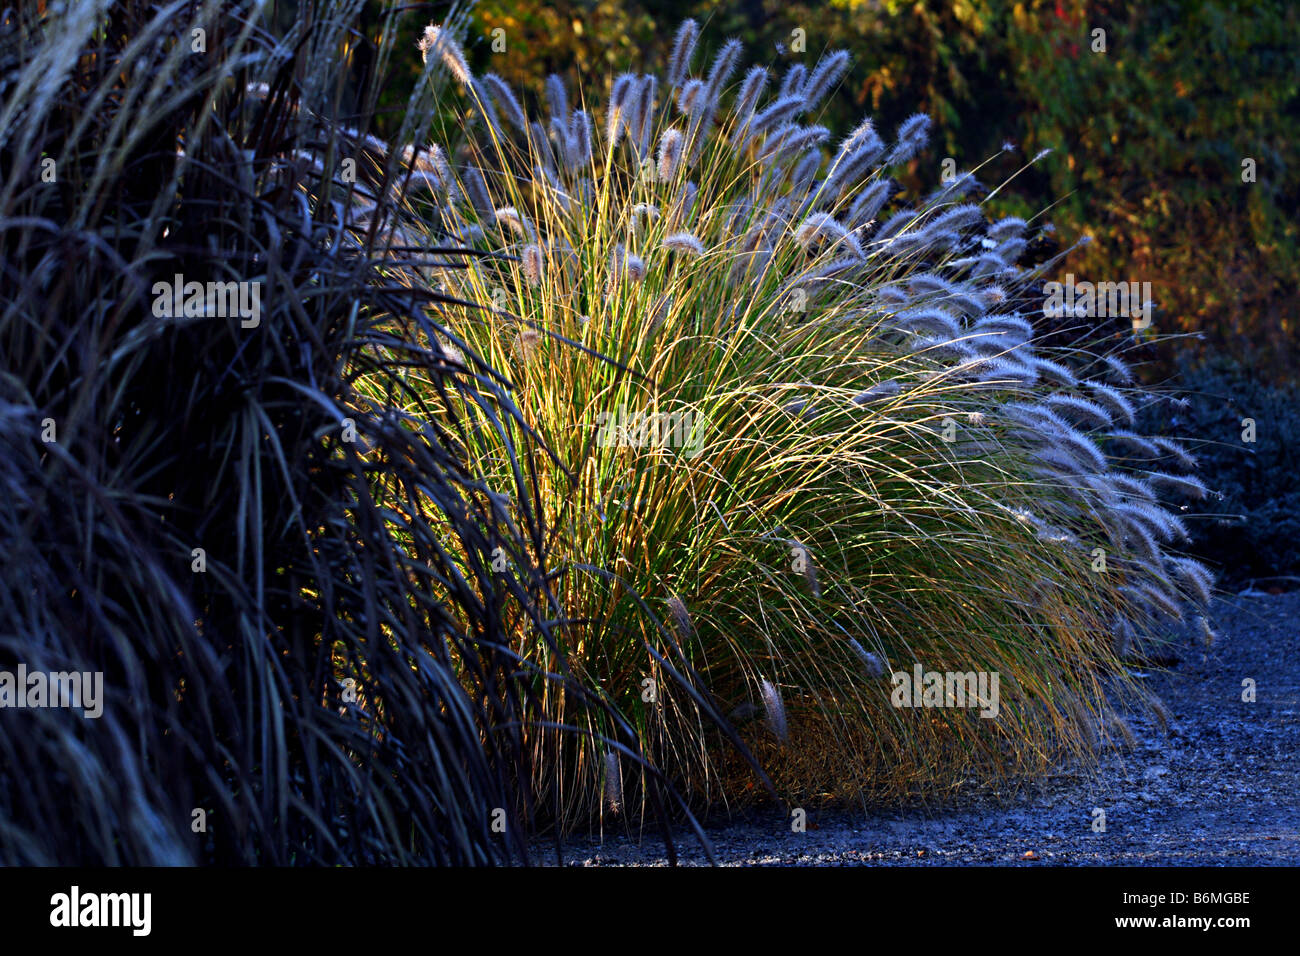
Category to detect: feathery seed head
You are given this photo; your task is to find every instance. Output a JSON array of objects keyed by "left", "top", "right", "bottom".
[
  {"left": 482, "top": 73, "right": 527, "bottom": 131},
  {"left": 874, "top": 208, "right": 918, "bottom": 242},
  {"left": 852, "top": 379, "right": 902, "bottom": 405},
  {"left": 993, "top": 237, "right": 1028, "bottom": 266},
  {"left": 1147, "top": 470, "right": 1209, "bottom": 501},
  {"left": 793, "top": 212, "right": 863, "bottom": 257},
  {"left": 1089, "top": 383, "right": 1137, "bottom": 425},
  {"left": 760, "top": 679, "right": 789, "bottom": 744},
  {"left": 975, "top": 314, "right": 1034, "bottom": 341},
  {"left": 521, "top": 243, "right": 544, "bottom": 285},
  {"left": 513, "top": 328, "right": 542, "bottom": 361},
  {"left": 610, "top": 246, "right": 647, "bottom": 282},
  {"left": 606, "top": 73, "right": 638, "bottom": 147},
  {"left": 545, "top": 74, "right": 568, "bottom": 120},
  {"left": 677, "top": 78, "right": 705, "bottom": 116},
  {"left": 1113, "top": 615, "right": 1136, "bottom": 658},
  {"left": 779, "top": 63, "right": 807, "bottom": 98},
  {"left": 889, "top": 113, "right": 932, "bottom": 163},
  {"left": 927, "top": 203, "right": 985, "bottom": 234},
  {"left": 1102, "top": 353, "right": 1135, "bottom": 383},
  {"left": 494, "top": 206, "right": 533, "bottom": 239},
  {"left": 418, "top": 24, "right": 472, "bottom": 85},
  {"left": 988, "top": 216, "right": 1028, "bottom": 242},
  {"left": 704, "top": 39, "right": 743, "bottom": 103},
  {"left": 1197, "top": 615, "right": 1217, "bottom": 648},
  {"left": 1108, "top": 472, "right": 1156, "bottom": 501},
  {"left": 611, "top": 72, "right": 636, "bottom": 108},
  {"left": 1118, "top": 500, "right": 1182, "bottom": 544},
  {"left": 657, "top": 128, "right": 685, "bottom": 179},
  {"left": 733, "top": 65, "right": 770, "bottom": 130},
  {"left": 401, "top": 143, "right": 450, "bottom": 182},
  {"left": 840, "top": 118, "right": 883, "bottom": 154},
  {"left": 790, "top": 149, "right": 823, "bottom": 193},
  {"left": 746, "top": 95, "right": 805, "bottom": 144},
  {"left": 1044, "top": 393, "right": 1113, "bottom": 430},
  {"left": 667, "top": 19, "right": 700, "bottom": 88},
  {"left": 969, "top": 357, "right": 1039, "bottom": 386},
  {"left": 1028, "top": 355, "right": 1078, "bottom": 387},
  {"left": 1169, "top": 557, "right": 1215, "bottom": 605},
  {"left": 847, "top": 639, "right": 886, "bottom": 678},
  {"left": 926, "top": 171, "right": 978, "bottom": 205},
  {"left": 904, "top": 273, "right": 956, "bottom": 295},
  {"left": 896, "top": 308, "right": 961, "bottom": 338},
  {"left": 564, "top": 110, "right": 592, "bottom": 167},
  {"left": 761, "top": 124, "right": 830, "bottom": 167},
  {"left": 603, "top": 751, "right": 622, "bottom": 812},
  {"left": 662, "top": 232, "right": 706, "bottom": 257},
  {"left": 786, "top": 537, "right": 822, "bottom": 596},
  {"left": 1047, "top": 424, "right": 1109, "bottom": 473},
  {"left": 462, "top": 165, "right": 493, "bottom": 219},
  {"left": 847, "top": 178, "right": 894, "bottom": 229},
  {"left": 1153, "top": 436, "right": 1198, "bottom": 471},
  {"left": 826, "top": 141, "right": 886, "bottom": 198},
  {"left": 635, "top": 75, "right": 659, "bottom": 156},
  {"left": 631, "top": 202, "right": 661, "bottom": 223},
  {"left": 666, "top": 593, "right": 692, "bottom": 638},
  {"left": 801, "top": 50, "right": 851, "bottom": 112}
]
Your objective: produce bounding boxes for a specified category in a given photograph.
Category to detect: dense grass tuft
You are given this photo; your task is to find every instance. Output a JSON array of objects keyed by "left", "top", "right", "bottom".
[
  {"left": 398, "top": 19, "right": 1213, "bottom": 826},
  {"left": 0, "top": 0, "right": 726, "bottom": 864}
]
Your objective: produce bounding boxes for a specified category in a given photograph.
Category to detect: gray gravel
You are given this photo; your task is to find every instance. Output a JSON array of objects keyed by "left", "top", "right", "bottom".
[{"left": 545, "top": 591, "right": 1300, "bottom": 865}]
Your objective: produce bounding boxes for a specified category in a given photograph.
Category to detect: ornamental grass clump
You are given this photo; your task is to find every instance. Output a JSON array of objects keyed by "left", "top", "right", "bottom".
[
  {"left": 397, "top": 19, "right": 1211, "bottom": 827},
  {"left": 1, "top": 0, "right": 721, "bottom": 864}
]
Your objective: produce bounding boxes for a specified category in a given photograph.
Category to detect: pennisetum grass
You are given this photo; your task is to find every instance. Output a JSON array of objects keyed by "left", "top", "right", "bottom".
[
  {"left": 0, "top": 0, "right": 726, "bottom": 864},
  {"left": 386, "top": 18, "right": 1216, "bottom": 829}
]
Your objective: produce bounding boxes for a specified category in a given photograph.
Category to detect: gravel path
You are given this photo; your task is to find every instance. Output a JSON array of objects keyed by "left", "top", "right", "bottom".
[{"left": 548, "top": 591, "right": 1300, "bottom": 865}]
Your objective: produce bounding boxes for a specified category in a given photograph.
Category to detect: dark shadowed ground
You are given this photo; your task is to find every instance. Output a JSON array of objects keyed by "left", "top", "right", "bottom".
[{"left": 545, "top": 591, "right": 1300, "bottom": 866}]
